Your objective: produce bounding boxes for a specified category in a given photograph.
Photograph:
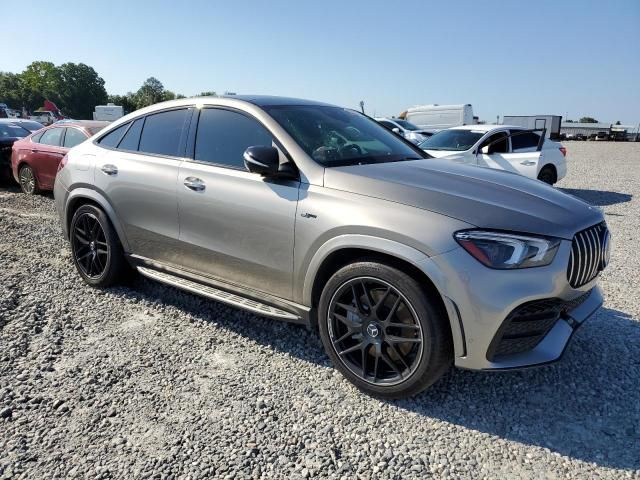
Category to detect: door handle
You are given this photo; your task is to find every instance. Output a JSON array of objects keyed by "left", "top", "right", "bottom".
[
  {"left": 31, "top": 149, "right": 38, "bottom": 153},
  {"left": 183, "top": 177, "right": 206, "bottom": 191},
  {"left": 101, "top": 164, "right": 118, "bottom": 175},
  {"left": 520, "top": 160, "right": 537, "bottom": 166}
]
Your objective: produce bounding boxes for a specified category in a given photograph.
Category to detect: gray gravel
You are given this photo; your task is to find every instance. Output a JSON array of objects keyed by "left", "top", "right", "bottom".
[{"left": 1, "top": 142, "right": 639, "bottom": 479}]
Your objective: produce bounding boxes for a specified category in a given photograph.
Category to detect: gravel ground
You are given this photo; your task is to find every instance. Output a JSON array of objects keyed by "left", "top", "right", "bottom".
[{"left": 1, "top": 142, "right": 639, "bottom": 479}]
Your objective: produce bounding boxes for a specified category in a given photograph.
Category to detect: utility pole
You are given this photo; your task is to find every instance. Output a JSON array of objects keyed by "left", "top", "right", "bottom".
[{"left": 359, "top": 101, "right": 365, "bottom": 114}]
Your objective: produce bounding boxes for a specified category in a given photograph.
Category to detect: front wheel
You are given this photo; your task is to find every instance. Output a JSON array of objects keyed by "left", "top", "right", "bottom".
[{"left": 318, "top": 261, "right": 452, "bottom": 399}]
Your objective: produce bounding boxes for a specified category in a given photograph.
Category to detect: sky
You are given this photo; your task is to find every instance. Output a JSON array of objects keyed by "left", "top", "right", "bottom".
[{"left": 4, "top": 0, "right": 640, "bottom": 124}]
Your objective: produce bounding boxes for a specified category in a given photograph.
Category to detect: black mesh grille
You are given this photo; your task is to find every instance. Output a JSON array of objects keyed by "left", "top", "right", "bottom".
[
  {"left": 568, "top": 222, "right": 609, "bottom": 288},
  {"left": 487, "top": 290, "right": 592, "bottom": 361}
]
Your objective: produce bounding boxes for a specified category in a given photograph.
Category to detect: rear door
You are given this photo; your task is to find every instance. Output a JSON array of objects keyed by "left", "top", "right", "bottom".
[
  {"left": 504, "top": 130, "right": 543, "bottom": 179},
  {"left": 93, "top": 108, "right": 191, "bottom": 263},
  {"left": 177, "top": 107, "right": 299, "bottom": 298},
  {"left": 33, "top": 127, "right": 66, "bottom": 188},
  {"left": 477, "top": 129, "right": 541, "bottom": 179}
]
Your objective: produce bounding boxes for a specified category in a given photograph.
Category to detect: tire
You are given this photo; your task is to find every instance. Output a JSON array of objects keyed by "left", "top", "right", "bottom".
[
  {"left": 318, "top": 261, "right": 452, "bottom": 399},
  {"left": 69, "top": 204, "right": 128, "bottom": 288},
  {"left": 537, "top": 165, "right": 556, "bottom": 185},
  {"left": 18, "top": 165, "right": 39, "bottom": 195}
]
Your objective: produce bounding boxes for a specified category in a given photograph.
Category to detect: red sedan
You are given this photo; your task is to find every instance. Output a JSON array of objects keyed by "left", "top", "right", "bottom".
[{"left": 11, "top": 121, "right": 108, "bottom": 194}]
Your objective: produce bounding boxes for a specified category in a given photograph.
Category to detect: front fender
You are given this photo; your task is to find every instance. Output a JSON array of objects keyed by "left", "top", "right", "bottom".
[{"left": 299, "top": 234, "right": 433, "bottom": 306}]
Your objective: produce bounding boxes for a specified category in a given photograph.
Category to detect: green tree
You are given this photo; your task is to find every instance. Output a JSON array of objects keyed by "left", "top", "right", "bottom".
[
  {"left": 20, "top": 61, "right": 62, "bottom": 111},
  {"left": 56, "top": 62, "right": 107, "bottom": 119},
  {"left": 579, "top": 116, "right": 598, "bottom": 123},
  {"left": 0, "top": 72, "right": 25, "bottom": 109},
  {"left": 135, "top": 77, "right": 165, "bottom": 108},
  {"left": 615, "top": 120, "right": 621, "bottom": 125},
  {"left": 162, "top": 90, "right": 176, "bottom": 102}
]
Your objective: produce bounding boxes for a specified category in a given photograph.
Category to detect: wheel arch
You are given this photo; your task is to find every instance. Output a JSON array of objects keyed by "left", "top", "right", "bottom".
[
  {"left": 538, "top": 163, "right": 558, "bottom": 183},
  {"left": 303, "top": 236, "right": 452, "bottom": 333},
  {"left": 65, "top": 188, "right": 131, "bottom": 251}
]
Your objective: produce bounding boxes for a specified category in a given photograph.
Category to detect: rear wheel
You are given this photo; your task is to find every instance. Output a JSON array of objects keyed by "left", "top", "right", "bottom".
[
  {"left": 70, "top": 204, "right": 128, "bottom": 287},
  {"left": 19, "top": 165, "right": 39, "bottom": 195},
  {"left": 318, "top": 261, "right": 452, "bottom": 399},
  {"left": 537, "top": 165, "right": 557, "bottom": 185}
]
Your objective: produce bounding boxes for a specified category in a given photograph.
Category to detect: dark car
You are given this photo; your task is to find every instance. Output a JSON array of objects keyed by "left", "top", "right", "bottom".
[
  {"left": 11, "top": 120, "right": 108, "bottom": 194},
  {"left": 0, "top": 120, "right": 33, "bottom": 182}
]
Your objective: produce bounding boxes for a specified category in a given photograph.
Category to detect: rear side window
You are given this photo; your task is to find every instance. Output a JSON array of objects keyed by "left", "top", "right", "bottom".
[
  {"left": 31, "top": 131, "right": 44, "bottom": 142},
  {"left": 98, "top": 123, "right": 129, "bottom": 148},
  {"left": 117, "top": 118, "right": 144, "bottom": 151},
  {"left": 39, "top": 128, "right": 63, "bottom": 146},
  {"left": 379, "top": 121, "right": 396, "bottom": 129},
  {"left": 194, "top": 108, "right": 273, "bottom": 168},
  {"left": 511, "top": 131, "right": 541, "bottom": 151},
  {"left": 139, "top": 109, "right": 188, "bottom": 157},
  {"left": 63, "top": 128, "right": 87, "bottom": 148}
]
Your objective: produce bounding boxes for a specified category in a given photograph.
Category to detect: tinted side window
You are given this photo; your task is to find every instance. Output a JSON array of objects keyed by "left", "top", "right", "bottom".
[
  {"left": 139, "top": 109, "right": 188, "bottom": 157},
  {"left": 98, "top": 123, "right": 129, "bottom": 148},
  {"left": 63, "top": 128, "right": 87, "bottom": 148},
  {"left": 39, "top": 128, "right": 64, "bottom": 146},
  {"left": 31, "top": 131, "right": 44, "bottom": 143},
  {"left": 380, "top": 121, "right": 395, "bottom": 129},
  {"left": 482, "top": 132, "right": 509, "bottom": 153},
  {"left": 195, "top": 109, "right": 273, "bottom": 168},
  {"left": 511, "top": 131, "right": 541, "bottom": 151},
  {"left": 118, "top": 118, "right": 144, "bottom": 151}
]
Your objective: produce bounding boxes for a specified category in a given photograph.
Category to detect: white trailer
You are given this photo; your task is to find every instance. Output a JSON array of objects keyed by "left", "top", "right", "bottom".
[
  {"left": 93, "top": 103, "right": 124, "bottom": 122},
  {"left": 403, "top": 104, "right": 474, "bottom": 131},
  {"left": 502, "top": 115, "right": 562, "bottom": 140}
]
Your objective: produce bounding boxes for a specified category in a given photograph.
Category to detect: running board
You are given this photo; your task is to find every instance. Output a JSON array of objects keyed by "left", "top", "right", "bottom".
[{"left": 137, "top": 266, "right": 301, "bottom": 321}]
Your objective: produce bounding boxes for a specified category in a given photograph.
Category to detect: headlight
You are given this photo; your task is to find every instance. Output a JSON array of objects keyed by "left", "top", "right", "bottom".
[{"left": 454, "top": 230, "right": 560, "bottom": 269}]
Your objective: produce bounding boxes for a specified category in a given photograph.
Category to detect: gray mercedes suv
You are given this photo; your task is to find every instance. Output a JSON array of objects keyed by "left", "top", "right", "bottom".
[{"left": 53, "top": 96, "right": 610, "bottom": 398}]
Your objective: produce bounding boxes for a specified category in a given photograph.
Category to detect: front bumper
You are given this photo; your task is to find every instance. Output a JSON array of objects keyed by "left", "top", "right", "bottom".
[{"left": 420, "top": 240, "right": 603, "bottom": 370}]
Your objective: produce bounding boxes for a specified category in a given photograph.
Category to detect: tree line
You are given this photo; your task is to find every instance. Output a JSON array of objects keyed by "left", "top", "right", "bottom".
[{"left": 0, "top": 61, "right": 217, "bottom": 119}]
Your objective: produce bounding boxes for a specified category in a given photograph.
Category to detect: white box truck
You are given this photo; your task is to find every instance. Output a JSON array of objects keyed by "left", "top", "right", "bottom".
[
  {"left": 403, "top": 104, "right": 474, "bottom": 131},
  {"left": 93, "top": 103, "right": 124, "bottom": 122}
]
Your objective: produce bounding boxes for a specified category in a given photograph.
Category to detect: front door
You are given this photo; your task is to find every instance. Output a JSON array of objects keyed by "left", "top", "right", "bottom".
[{"left": 177, "top": 107, "right": 299, "bottom": 299}]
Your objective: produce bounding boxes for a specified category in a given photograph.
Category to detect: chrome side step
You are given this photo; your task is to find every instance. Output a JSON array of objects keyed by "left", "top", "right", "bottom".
[{"left": 137, "top": 266, "right": 301, "bottom": 321}]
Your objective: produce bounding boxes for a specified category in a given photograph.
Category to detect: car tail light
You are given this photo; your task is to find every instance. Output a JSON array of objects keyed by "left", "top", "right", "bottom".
[
  {"left": 559, "top": 146, "right": 567, "bottom": 157},
  {"left": 57, "top": 154, "right": 69, "bottom": 172}
]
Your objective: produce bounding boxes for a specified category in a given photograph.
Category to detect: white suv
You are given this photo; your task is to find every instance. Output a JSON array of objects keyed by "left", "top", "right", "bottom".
[
  {"left": 375, "top": 117, "right": 433, "bottom": 145},
  {"left": 419, "top": 125, "right": 567, "bottom": 184}
]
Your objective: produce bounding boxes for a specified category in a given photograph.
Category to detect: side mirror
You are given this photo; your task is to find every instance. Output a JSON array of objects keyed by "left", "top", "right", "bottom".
[
  {"left": 481, "top": 145, "right": 491, "bottom": 155},
  {"left": 243, "top": 146, "right": 280, "bottom": 176},
  {"left": 391, "top": 127, "right": 404, "bottom": 137}
]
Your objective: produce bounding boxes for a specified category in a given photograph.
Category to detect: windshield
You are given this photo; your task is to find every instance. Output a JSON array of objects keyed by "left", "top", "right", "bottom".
[
  {"left": 419, "top": 129, "right": 483, "bottom": 151},
  {"left": 18, "top": 120, "right": 44, "bottom": 132},
  {"left": 0, "top": 123, "right": 30, "bottom": 138},
  {"left": 265, "top": 105, "right": 424, "bottom": 167},
  {"left": 392, "top": 119, "right": 420, "bottom": 131}
]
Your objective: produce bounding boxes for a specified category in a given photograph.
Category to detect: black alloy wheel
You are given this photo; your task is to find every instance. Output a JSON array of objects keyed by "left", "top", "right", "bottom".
[
  {"left": 72, "top": 212, "right": 110, "bottom": 279},
  {"left": 327, "top": 276, "right": 424, "bottom": 385}
]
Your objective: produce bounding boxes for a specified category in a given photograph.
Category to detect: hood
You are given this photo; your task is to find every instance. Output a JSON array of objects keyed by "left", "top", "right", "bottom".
[
  {"left": 323, "top": 159, "right": 603, "bottom": 240},
  {"left": 424, "top": 149, "right": 469, "bottom": 160}
]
